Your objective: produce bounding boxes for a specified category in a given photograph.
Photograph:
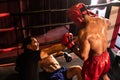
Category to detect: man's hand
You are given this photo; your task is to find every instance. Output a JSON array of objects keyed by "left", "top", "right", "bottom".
[
  {"left": 61, "top": 32, "right": 80, "bottom": 56},
  {"left": 61, "top": 32, "right": 75, "bottom": 49},
  {"left": 64, "top": 52, "right": 72, "bottom": 62}
]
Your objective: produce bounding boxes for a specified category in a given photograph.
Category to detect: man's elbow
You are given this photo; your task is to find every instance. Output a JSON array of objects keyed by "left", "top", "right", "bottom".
[{"left": 79, "top": 55, "right": 88, "bottom": 61}]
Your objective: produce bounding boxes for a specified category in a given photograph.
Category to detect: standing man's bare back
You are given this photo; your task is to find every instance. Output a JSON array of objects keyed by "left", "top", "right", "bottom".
[{"left": 78, "top": 15, "right": 110, "bottom": 61}]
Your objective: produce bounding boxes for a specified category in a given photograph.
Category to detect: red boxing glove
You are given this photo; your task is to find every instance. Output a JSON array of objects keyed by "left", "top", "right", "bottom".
[
  {"left": 62, "top": 32, "right": 75, "bottom": 49},
  {"left": 67, "top": 3, "right": 97, "bottom": 27}
]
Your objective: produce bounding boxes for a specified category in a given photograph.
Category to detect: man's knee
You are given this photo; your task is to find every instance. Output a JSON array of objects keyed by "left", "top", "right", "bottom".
[
  {"left": 67, "top": 66, "right": 82, "bottom": 78},
  {"left": 73, "top": 66, "right": 82, "bottom": 74}
]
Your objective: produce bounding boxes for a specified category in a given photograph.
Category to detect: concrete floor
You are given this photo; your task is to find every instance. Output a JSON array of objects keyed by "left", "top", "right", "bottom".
[{"left": 0, "top": 49, "right": 120, "bottom": 80}]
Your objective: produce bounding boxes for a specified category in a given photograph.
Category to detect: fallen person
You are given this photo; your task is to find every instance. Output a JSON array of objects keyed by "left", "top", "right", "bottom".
[{"left": 15, "top": 36, "right": 82, "bottom": 80}]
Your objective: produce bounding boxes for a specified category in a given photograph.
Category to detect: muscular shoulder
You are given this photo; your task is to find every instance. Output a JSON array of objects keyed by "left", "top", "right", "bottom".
[{"left": 78, "top": 29, "right": 89, "bottom": 41}]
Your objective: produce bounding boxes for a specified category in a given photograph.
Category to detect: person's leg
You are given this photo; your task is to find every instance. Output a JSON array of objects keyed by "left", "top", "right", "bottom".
[
  {"left": 49, "top": 67, "right": 68, "bottom": 80},
  {"left": 66, "top": 65, "right": 83, "bottom": 80}
]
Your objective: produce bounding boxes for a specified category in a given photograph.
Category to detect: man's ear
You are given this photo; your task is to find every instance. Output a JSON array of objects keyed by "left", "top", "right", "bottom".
[{"left": 84, "top": 15, "right": 91, "bottom": 22}]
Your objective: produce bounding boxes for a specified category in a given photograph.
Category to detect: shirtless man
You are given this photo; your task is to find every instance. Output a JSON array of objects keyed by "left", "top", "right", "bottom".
[
  {"left": 16, "top": 36, "right": 82, "bottom": 80},
  {"left": 63, "top": 3, "right": 111, "bottom": 80},
  {"left": 39, "top": 43, "right": 82, "bottom": 80}
]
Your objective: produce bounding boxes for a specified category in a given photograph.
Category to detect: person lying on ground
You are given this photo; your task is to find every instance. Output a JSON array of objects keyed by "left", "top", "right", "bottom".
[{"left": 15, "top": 36, "right": 82, "bottom": 80}]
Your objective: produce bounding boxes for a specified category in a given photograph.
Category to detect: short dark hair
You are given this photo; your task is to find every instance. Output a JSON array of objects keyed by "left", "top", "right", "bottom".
[{"left": 22, "top": 36, "right": 32, "bottom": 50}]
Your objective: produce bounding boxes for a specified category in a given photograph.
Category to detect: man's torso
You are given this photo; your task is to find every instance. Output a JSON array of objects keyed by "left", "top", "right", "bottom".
[
  {"left": 39, "top": 55, "right": 61, "bottom": 73},
  {"left": 78, "top": 16, "right": 109, "bottom": 55}
]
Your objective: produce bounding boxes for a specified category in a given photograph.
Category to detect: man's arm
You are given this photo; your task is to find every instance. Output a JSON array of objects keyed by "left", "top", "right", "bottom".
[
  {"left": 76, "top": 30, "right": 90, "bottom": 61},
  {"left": 79, "top": 38, "right": 90, "bottom": 61},
  {"left": 40, "top": 43, "right": 66, "bottom": 59},
  {"left": 52, "top": 51, "right": 65, "bottom": 58}
]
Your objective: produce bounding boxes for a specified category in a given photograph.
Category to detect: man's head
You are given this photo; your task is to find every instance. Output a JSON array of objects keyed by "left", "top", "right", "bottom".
[
  {"left": 67, "top": 3, "right": 97, "bottom": 27},
  {"left": 22, "top": 36, "right": 39, "bottom": 51}
]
